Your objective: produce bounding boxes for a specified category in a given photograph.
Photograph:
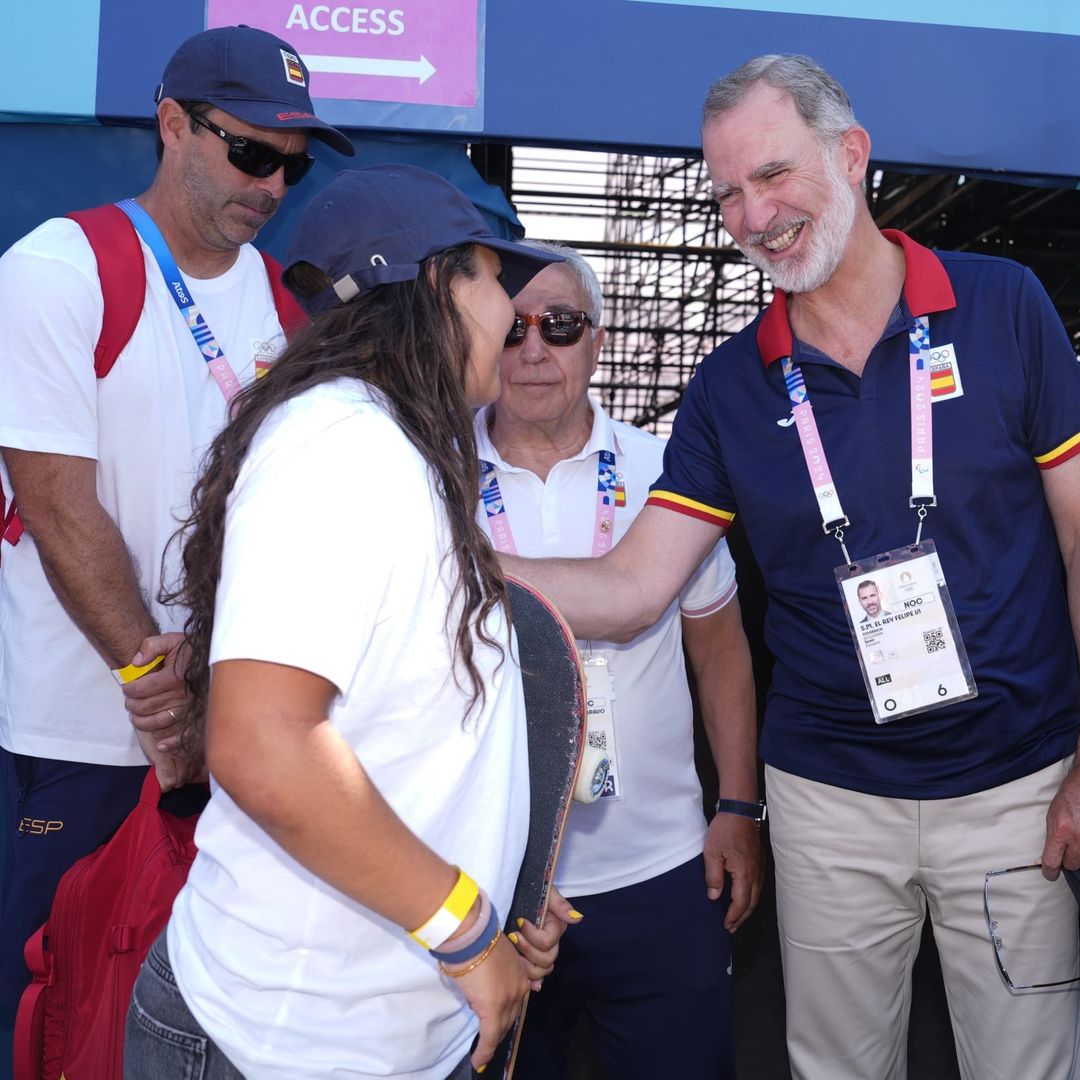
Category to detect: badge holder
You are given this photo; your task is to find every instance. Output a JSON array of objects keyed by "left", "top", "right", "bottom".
[
  {"left": 835, "top": 539, "right": 977, "bottom": 724},
  {"left": 581, "top": 653, "right": 621, "bottom": 800}
]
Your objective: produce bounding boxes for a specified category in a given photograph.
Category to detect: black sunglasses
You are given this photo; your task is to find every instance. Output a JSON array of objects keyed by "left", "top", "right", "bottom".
[
  {"left": 186, "top": 108, "right": 315, "bottom": 187},
  {"left": 505, "top": 310, "right": 594, "bottom": 348}
]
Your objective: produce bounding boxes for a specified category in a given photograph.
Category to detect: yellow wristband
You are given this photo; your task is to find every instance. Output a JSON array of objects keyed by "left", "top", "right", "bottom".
[
  {"left": 111, "top": 655, "right": 165, "bottom": 685},
  {"left": 409, "top": 869, "right": 479, "bottom": 951}
]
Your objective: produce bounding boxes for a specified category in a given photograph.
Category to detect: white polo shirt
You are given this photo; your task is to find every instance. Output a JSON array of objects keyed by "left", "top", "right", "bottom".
[
  {"left": 170, "top": 381, "right": 530, "bottom": 1079},
  {"left": 476, "top": 399, "right": 737, "bottom": 896}
]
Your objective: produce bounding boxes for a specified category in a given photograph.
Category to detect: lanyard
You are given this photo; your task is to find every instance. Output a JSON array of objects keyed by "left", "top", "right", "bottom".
[
  {"left": 116, "top": 199, "right": 242, "bottom": 405},
  {"left": 781, "top": 315, "right": 936, "bottom": 564},
  {"left": 480, "top": 449, "right": 618, "bottom": 558}
]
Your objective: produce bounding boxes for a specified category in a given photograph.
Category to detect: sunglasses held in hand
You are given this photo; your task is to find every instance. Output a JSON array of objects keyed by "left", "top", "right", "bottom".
[
  {"left": 505, "top": 310, "right": 594, "bottom": 348},
  {"left": 186, "top": 107, "right": 315, "bottom": 186},
  {"left": 983, "top": 863, "right": 1080, "bottom": 991}
]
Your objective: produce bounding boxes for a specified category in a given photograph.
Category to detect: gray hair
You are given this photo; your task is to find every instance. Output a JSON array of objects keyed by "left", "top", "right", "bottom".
[
  {"left": 702, "top": 54, "right": 857, "bottom": 144},
  {"left": 518, "top": 239, "right": 604, "bottom": 327}
]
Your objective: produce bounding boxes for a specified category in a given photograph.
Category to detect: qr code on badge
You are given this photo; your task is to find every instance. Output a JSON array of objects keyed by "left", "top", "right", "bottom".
[
  {"left": 923, "top": 628, "right": 946, "bottom": 654},
  {"left": 587, "top": 730, "right": 608, "bottom": 752}
]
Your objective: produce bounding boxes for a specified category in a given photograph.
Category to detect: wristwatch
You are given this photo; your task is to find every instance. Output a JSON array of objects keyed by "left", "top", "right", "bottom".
[{"left": 714, "top": 798, "right": 767, "bottom": 824}]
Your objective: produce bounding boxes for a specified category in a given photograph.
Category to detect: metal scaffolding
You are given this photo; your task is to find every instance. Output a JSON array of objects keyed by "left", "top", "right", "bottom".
[
  {"left": 505, "top": 148, "right": 1080, "bottom": 437},
  {"left": 510, "top": 149, "right": 770, "bottom": 436}
]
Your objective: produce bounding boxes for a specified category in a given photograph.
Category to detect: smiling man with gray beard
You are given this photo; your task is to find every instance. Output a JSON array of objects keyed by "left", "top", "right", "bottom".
[{"left": 503, "top": 53, "right": 1080, "bottom": 1080}]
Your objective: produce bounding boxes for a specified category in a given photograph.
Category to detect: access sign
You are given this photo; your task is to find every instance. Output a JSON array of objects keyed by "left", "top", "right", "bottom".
[{"left": 206, "top": 1, "right": 479, "bottom": 107}]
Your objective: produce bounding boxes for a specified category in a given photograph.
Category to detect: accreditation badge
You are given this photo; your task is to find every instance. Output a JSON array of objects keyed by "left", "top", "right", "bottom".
[
  {"left": 835, "top": 539, "right": 977, "bottom": 724},
  {"left": 582, "top": 655, "right": 621, "bottom": 799}
]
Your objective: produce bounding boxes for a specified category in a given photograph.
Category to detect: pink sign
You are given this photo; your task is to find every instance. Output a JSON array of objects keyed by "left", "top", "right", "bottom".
[{"left": 207, "top": 0, "right": 478, "bottom": 108}]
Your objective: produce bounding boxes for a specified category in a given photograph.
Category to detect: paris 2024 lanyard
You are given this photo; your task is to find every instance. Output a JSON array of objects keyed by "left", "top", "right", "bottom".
[
  {"left": 117, "top": 199, "right": 244, "bottom": 406},
  {"left": 782, "top": 315, "right": 977, "bottom": 723},
  {"left": 481, "top": 451, "right": 622, "bottom": 797}
]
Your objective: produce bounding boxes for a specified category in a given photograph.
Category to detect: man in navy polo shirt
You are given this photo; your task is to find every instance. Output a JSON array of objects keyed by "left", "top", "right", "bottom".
[{"left": 506, "top": 54, "right": 1080, "bottom": 1079}]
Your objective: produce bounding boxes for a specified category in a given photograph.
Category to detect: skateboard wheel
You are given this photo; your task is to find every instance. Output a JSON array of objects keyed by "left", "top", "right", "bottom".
[{"left": 573, "top": 745, "right": 610, "bottom": 804}]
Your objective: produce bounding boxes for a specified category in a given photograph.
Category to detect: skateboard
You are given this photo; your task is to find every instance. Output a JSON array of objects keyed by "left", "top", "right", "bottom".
[{"left": 485, "top": 577, "right": 597, "bottom": 1079}]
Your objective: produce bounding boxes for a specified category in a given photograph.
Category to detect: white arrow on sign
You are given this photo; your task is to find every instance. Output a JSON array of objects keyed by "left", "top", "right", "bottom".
[{"left": 304, "top": 54, "right": 436, "bottom": 84}]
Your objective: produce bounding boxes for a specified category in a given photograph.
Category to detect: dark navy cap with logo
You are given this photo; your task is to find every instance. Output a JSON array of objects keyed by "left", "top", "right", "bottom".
[
  {"left": 285, "top": 165, "right": 564, "bottom": 315},
  {"left": 155, "top": 25, "right": 354, "bottom": 157}
]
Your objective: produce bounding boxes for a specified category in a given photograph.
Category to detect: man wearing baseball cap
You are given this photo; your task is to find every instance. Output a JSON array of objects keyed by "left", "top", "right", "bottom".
[{"left": 0, "top": 24, "right": 353, "bottom": 1045}]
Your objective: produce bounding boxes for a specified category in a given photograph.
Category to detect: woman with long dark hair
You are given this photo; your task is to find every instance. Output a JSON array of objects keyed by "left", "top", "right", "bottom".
[{"left": 124, "top": 166, "right": 565, "bottom": 1080}]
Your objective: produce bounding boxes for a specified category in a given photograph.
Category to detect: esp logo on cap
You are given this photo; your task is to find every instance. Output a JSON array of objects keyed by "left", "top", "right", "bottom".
[{"left": 280, "top": 49, "right": 306, "bottom": 86}]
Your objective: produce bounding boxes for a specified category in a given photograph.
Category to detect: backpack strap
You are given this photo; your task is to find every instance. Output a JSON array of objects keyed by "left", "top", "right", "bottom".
[
  {"left": 260, "top": 250, "right": 308, "bottom": 341},
  {"left": 1, "top": 491, "right": 23, "bottom": 550},
  {"left": 13, "top": 924, "right": 50, "bottom": 1080},
  {"left": 67, "top": 205, "right": 147, "bottom": 379},
  {"left": 2, "top": 225, "right": 303, "bottom": 561},
  {"left": 1, "top": 206, "right": 146, "bottom": 560}
]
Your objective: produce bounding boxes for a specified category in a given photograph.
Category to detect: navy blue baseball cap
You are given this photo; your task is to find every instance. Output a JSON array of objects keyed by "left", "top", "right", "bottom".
[
  {"left": 155, "top": 25, "right": 354, "bottom": 157},
  {"left": 285, "top": 165, "right": 564, "bottom": 315}
]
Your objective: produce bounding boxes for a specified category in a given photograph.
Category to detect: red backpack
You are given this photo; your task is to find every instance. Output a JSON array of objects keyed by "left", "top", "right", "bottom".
[
  {"left": 13, "top": 769, "right": 209, "bottom": 1080},
  {"left": 0, "top": 202, "right": 307, "bottom": 555}
]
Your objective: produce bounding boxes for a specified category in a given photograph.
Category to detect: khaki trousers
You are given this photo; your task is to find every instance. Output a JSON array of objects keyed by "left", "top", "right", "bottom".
[{"left": 766, "top": 759, "right": 1080, "bottom": 1080}]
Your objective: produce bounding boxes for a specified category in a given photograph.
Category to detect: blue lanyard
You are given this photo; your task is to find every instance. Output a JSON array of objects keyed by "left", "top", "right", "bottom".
[{"left": 116, "top": 199, "right": 241, "bottom": 404}]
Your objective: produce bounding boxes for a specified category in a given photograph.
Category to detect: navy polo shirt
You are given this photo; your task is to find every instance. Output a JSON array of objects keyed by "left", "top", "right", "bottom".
[{"left": 650, "top": 230, "right": 1080, "bottom": 798}]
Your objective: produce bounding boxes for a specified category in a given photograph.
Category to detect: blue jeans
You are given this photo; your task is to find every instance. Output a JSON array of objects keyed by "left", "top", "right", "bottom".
[
  {"left": 126, "top": 930, "right": 478, "bottom": 1079},
  {"left": 124, "top": 930, "right": 244, "bottom": 1079}
]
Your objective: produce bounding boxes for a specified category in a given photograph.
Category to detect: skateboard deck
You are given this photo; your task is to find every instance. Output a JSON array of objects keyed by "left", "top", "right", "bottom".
[{"left": 487, "top": 577, "right": 588, "bottom": 1079}]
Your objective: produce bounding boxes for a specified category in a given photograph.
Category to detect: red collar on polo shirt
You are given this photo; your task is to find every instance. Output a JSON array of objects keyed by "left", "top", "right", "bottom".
[{"left": 755, "top": 228, "right": 958, "bottom": 367}]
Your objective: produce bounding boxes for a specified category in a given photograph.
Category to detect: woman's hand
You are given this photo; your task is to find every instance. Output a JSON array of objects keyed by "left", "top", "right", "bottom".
[
  {"left": 507, "top": 887, "right": 582, "bottom": 990},
  {"left": 446, "top": 932, "right": 530, "bottom": 1073}
]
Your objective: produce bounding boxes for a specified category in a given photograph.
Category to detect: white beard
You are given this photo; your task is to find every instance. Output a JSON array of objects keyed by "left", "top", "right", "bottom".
[{"left": 740, "top": 147, "right": 859, "bottom": 295}]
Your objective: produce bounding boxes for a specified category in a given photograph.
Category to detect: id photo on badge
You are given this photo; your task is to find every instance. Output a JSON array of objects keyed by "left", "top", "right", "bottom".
[{"left": 836, "top": 541, "right": 977, "bottom": 724}]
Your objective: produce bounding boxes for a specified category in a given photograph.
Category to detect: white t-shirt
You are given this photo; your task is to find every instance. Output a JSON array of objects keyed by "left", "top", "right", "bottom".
[
  {"left": 170, "top": 381, "right": 530, "bottom": 1080},
  {"left": 476, "top": 399, "right": 737, "bottom": 896},
  {"left": 0, "top": 217, "right": 285, "bottom": 764}
]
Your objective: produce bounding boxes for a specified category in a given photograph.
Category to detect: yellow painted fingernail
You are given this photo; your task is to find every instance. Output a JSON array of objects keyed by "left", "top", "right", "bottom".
[
  {"left": 516, "top": 917, "right": 525, "bottom": 929},
  {"left": 569, "top": 909, "right": 584, "bottom": 920},
  {"left": 477, "top": 1067, "right": 487, "bottom": 1075},
  {"left": 507, "top": 932, "right": 519, "bottom": 945}
]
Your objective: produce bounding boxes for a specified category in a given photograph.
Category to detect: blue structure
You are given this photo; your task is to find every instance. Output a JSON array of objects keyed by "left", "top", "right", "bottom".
[{"left": 5, "top": 0, "right": 1080, "bottom": 254}]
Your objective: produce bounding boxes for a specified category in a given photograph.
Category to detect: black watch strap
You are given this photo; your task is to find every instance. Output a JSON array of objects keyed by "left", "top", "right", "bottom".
[{"left": 714, "top": 798, "right": 767, "bottom": 824}]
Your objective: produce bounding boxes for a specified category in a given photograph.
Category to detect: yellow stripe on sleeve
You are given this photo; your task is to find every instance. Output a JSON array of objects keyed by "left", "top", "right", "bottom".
[
  {"left": 1035, "top": 431, "right": 1080, "bottom": 467},
  {"left": 646, "top": 490, "right": 735, "bottom": 526}
]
